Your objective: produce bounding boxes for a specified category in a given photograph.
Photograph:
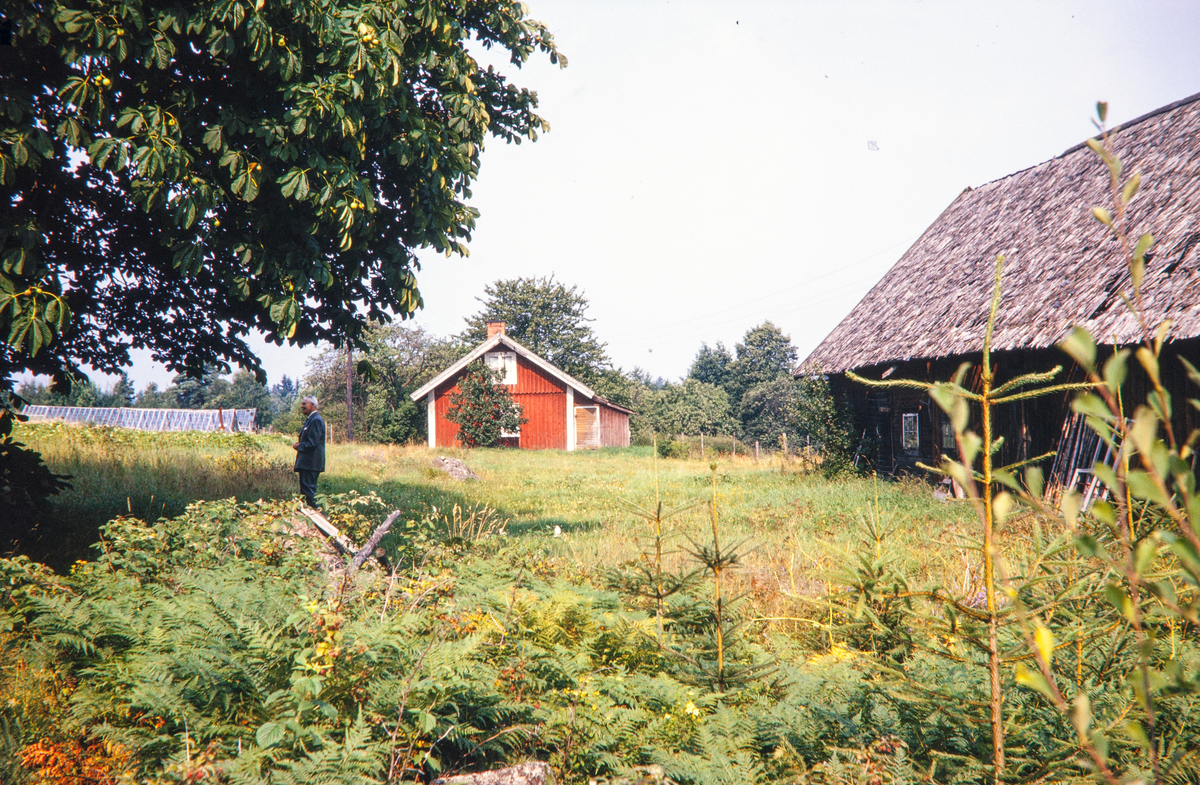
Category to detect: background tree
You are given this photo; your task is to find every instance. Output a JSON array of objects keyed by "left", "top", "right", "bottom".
[
  {"left": 134, "top": 382, "right": 175, "bottom": 409},
  {"left": 18, "top": 371, "right": 136, "bottom": 408},
  {"left": 445, "top": 362, "right": 526, "bottom": 448},
  {"left": 737, "top": 376, "right": 799, "bottom": 449},
  {"left": 1, "top": 0, "right": 562, "bottom": 498},
  {"left": 460, "top": 276, "right": 610, "bottom": 384},
  {"left": 725, "top": 321, "right": 799, "bottom": 409},
  {"left": 271, "top": 376, "right": 299, "bottom": 415},
  {"left": 793, "top": 374, "right": 857, "bottom": 475},
  {"left": 299, "top": 323, "right": 463, "bottom": 442},
  {"left": 214, "top": 370, "right": 275, "bottom": 427},
  {"left": 649, "top": 379, "right": 735, "bottom": 437},
  {"left": 172, "top": 368, "right": 230, "bottom": 409},
  {"left": 109, "top": 372, "right": 135, "bottom": 406},
  {"left": 688, "top": 342, "right": 733, "bottom": 390}
]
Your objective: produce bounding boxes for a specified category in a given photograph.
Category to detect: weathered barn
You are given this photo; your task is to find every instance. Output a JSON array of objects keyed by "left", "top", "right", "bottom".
[
  {"left": 801, "top": 93, "right": 1200, "bottom": 476},
  {"left": 411, "top": 322, "right": 633, "bottom": 450}
]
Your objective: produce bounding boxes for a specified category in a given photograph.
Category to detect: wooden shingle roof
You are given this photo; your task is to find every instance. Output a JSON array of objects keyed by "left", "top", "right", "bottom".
[{"left": 802, "top": 93, "right": 1200, "bottom": 374}]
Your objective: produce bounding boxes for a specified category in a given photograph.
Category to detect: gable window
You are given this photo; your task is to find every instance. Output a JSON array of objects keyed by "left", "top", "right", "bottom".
[
  {"left": 484, "top": 351, "right": 517, "bottom": 385},
  {"left": 902, "top": 412, "right": 919, "bottom": 454}
]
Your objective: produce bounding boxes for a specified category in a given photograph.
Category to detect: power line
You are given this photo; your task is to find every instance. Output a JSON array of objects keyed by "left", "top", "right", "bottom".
[{"left": 602, "top": 231, "right": 917, "bottom": 340}]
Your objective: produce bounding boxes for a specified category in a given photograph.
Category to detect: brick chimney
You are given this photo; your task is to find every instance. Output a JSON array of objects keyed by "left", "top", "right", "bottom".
[{"left": 486, "top": 321, "right": 506, "bottom": 338}]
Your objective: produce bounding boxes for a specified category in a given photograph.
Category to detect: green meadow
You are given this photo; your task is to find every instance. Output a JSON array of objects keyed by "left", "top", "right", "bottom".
[{"left": 13, "top": 421, "right": 981, "bottom": 598}]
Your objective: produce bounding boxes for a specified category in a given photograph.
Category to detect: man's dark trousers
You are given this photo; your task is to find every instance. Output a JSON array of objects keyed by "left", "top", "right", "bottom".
[
  {"left": 294, "top": 410, "right": 327, "bottom": 509},
  {"left": 298, "top": 470, "right": 320, "bottom": 509}
]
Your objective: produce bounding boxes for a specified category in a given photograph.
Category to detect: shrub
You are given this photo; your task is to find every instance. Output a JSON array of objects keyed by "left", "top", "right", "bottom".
[
  {"left": 656, "top": 438, "right": 688, "bottom": 459},
  {"left": 445, "top": 362, "right": 526, "bottom": 448}
]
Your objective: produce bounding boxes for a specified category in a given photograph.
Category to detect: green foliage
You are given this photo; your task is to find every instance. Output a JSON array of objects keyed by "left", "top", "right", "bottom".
[
  {"left": 683, "top": 323, "right": 810, "bottom": 449},
  {"left": 0, "top": 388, "right": 71, "bottom": 519},
  {"left": 0, "top": 492, "right": 887, "bottom": 785},
  {"left": 6, "top": 423, "right": 296, "bottom": 570},
  {"left": 461, "top": 276, "right": 612, "bottom": 385},
  {"left": 726, "top": 322, "right": 799, "bottom": 410},
  {"left": 1, "top": 0, "right": 562, "bottom": 409},
  {"left": 738, "top": 377, "right": 799, "bottom": 449},
  {"left": 650, "top": 379, "right": 736, "bottom": 438},
  {"left": 794, "top": 374, "right": 857, "bottom": 477},
  {"left": 446, "top": 363, "right": 526, "bottom": 448},
  {"left": 687, "top": 343, "right": 733, "bottom": 390},
  {"left": 303, "top": 322, "right": 464, "bottom": 443},
  {"left": 657, "top": 439, "right": 690, "bottom": 459}
]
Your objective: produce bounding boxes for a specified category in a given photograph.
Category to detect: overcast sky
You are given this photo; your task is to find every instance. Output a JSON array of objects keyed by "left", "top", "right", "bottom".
[{"left": 112, "top": 0, "right": 1200, "bottom": 391}]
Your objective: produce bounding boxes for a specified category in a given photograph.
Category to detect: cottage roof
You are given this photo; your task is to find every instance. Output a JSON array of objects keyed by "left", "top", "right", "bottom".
[
  {"left": 802, "top": 93, "right": 1200, "bottom": 374},
  {"left": 410, "top": 333, "right": 635, "bottom": 415}
]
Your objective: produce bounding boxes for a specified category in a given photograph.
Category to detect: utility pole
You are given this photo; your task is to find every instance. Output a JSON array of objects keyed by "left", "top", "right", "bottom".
[{"left": 345, "top": 342, "right": 354, "bottom": 442}]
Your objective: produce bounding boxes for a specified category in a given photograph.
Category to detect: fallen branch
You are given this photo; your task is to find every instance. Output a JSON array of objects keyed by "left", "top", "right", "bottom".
[
  {"left": 301, "top": 507, "right": 399, "bottom": 572},
  {"left": 351, "top": 511, "right": 400, "bottom": 573}
]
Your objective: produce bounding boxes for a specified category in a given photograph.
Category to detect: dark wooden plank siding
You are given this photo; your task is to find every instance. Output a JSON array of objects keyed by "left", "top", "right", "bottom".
[{"left": 831, "top": 338, "right": 1200, "bottom": 476}]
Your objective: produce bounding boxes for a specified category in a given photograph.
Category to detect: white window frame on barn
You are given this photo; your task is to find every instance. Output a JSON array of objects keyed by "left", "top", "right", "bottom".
[
  {"left": 484, "top": 351, "right": 517, "bottom": 385},
  {"left": 902, "top": 412, "right": 919, "bottom": 454}
]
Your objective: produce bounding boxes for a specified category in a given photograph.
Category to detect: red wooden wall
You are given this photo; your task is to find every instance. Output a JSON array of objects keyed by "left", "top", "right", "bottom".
[
  {"left": 598, "top": 403, "right": 630, "bottom": 447},
  {"left": 433, "top": 355, "right": 568, "bottom": 449}
]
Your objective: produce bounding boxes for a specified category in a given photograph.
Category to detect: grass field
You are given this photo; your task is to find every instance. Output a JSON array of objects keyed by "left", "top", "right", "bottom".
[{"left": 12, "top": 421, "right": 987, "bottom": 603}]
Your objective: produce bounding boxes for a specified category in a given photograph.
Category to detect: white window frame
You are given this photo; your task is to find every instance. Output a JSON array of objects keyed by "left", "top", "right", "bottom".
[
  {"left": 484, "top": 351, "right": 518, "bottom": 385},
  {"left": 902, "top": 412, "right": 919, "bottom": 454}
]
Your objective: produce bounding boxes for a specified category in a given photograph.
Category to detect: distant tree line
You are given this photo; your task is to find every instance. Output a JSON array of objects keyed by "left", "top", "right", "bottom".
[
  {"left": 16, "top": 277, "right": 853, "bottom": 463},
  {"left": 625, "top": 321, "right": 853, "bottom": 464}
]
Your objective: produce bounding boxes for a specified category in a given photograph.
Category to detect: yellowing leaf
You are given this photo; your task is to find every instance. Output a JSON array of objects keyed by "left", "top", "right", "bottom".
[{"left": 1034, "top": 624, "right": 1055, "bottom": 666}]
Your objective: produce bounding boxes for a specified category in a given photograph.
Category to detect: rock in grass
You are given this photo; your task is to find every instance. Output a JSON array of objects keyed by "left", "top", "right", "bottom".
[
  {"left": 433, "top": 457, "right": 479, "bottom": 481},
  {"left": 433, "top": 762, "right": 554, "bottom": 784}
]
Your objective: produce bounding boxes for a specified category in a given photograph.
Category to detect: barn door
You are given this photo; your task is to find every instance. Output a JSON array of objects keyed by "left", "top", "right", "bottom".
[{"left": 574, "top": 406, "right": 600, "bottom": 449}]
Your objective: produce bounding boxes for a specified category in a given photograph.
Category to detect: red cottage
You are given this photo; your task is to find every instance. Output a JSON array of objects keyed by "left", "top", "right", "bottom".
[{"left": 410, "top": 322, "right": 633, "bottom": 450}]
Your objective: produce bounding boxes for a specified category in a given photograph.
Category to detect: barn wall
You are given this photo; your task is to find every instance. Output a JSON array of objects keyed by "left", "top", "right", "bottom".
[
  {"left": 832, "top": 339, "right": 1200, "bottom": 475},
  {"left": 514, "top": 392, "right": 566, "bottom": 449},
  {"left": 598, "top": 404, "right": 630, "bottom": 447}
]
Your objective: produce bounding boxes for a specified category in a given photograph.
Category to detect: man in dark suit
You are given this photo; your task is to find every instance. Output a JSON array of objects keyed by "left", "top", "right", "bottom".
[{"left": 292, "top": 395, "right": 326, "bottom": 510}]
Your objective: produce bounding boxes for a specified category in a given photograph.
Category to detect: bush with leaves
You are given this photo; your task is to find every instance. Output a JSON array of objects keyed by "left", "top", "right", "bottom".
[
  {"left": 1, "top": 493, "right": 888, "bottom": 785},
  {"left": 445, "top": 362, "right": 527, "bottom": 448}
]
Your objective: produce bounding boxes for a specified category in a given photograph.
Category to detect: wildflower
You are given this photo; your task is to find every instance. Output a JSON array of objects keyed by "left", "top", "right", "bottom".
[{"left": 684, "top": 701, "right": 700, "bottom": 717}]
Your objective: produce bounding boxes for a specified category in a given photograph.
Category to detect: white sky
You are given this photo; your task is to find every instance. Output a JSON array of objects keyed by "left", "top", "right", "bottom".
[{"left": 98, "top": 0, "right": 1200, "bottom": 391}]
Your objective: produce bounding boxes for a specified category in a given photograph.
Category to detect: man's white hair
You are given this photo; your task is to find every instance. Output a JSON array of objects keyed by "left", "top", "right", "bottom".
[{"left": 302, "top": 395, "right": 319, "bottom": 407}]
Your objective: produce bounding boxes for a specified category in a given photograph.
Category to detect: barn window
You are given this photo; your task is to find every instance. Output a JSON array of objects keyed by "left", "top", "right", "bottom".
[
  {"left": 941, "top": 414, "right": 956, "bottom": 448},
  {"left": 902, "top": 412, "right": 919, "bottom": 453},
  {"left": 484, "top": 351, "right": 517, "bottom": 385}
]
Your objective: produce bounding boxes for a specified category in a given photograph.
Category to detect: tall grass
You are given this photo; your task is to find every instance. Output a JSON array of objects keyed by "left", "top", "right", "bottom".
[
  {"left": 8, "top": 423, "right": 296, "bottom": 569},
  {"left": 11, "top": 422, "right": 1003, "bottom": 616}
]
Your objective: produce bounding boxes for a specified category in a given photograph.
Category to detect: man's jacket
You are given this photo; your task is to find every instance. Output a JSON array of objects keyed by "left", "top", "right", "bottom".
[{"left": 294, "top": 411, "right": 327, "bottom": 472}]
